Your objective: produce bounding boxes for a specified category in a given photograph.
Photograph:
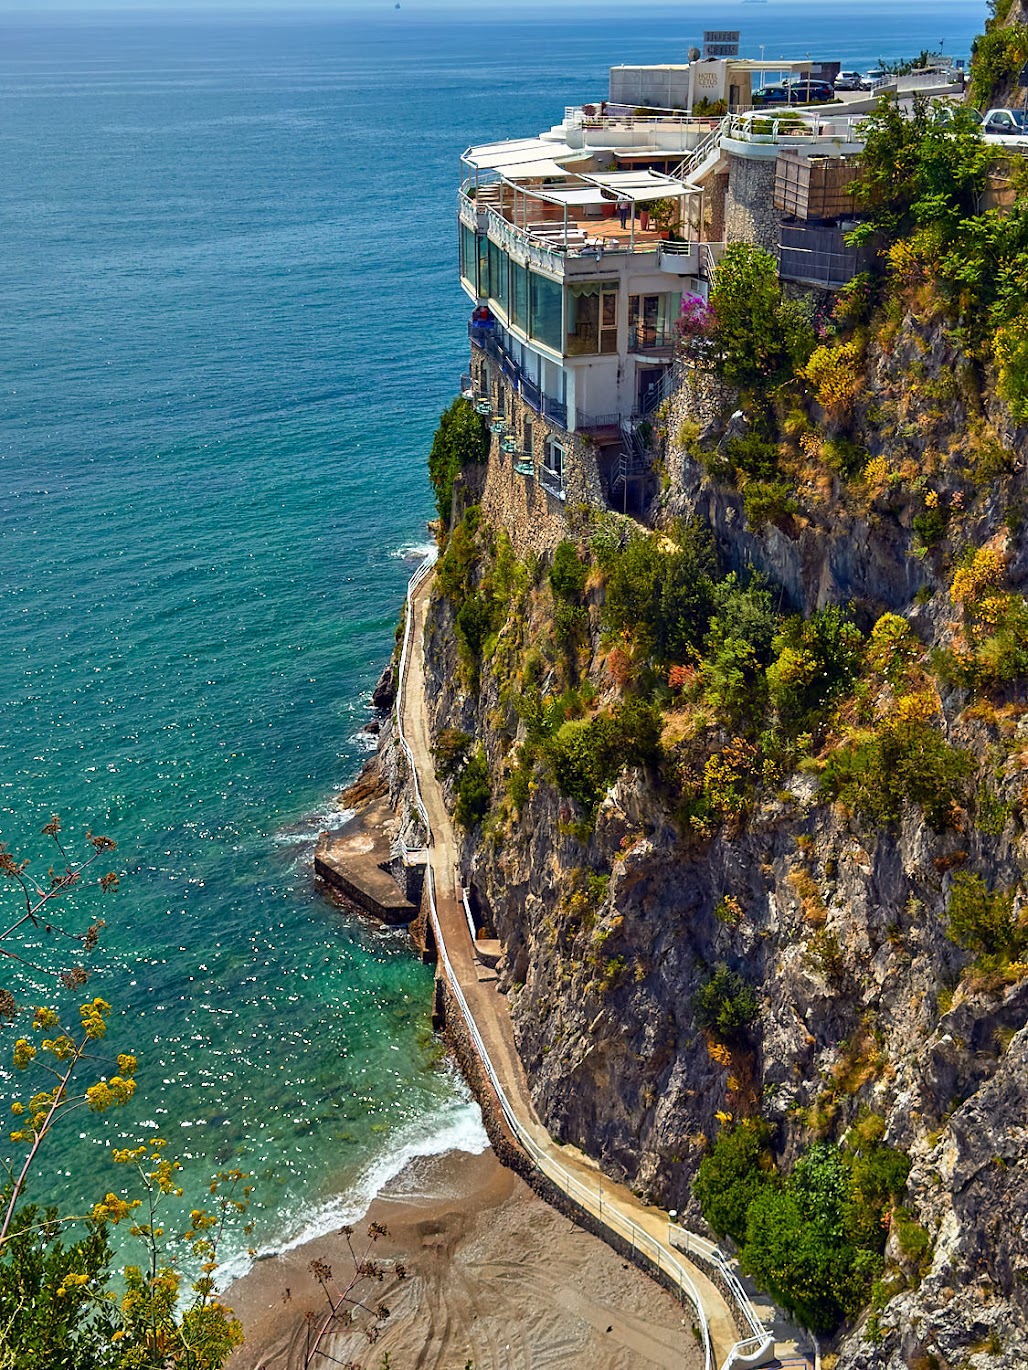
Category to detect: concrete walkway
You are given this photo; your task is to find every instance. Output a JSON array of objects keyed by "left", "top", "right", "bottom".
[{"left": 399, "top": 569, "right": 751, "bottom": 1370}]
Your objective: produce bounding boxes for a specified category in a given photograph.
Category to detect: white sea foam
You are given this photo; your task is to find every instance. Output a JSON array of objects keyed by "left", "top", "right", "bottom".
[
  {"left": 217, "top": 1100, "right": 489, "bottom": 1286},
  {"left": 390, "top": 540, "right": 435, "bottom": 563},
  {"left": 273, "top": 800, "right": 356, "bottom": 847}
]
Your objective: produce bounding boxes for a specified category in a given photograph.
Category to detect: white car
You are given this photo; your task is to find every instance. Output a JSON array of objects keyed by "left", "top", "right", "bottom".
[
  {"left": 834, "top": 70, "right": 865, "bottom": 91},
  {"left": 863, "top": 68, "right": 889, "bottom": 87},
  {"left": 982, "top": 107, "right": 1028, "bottom": 136}
]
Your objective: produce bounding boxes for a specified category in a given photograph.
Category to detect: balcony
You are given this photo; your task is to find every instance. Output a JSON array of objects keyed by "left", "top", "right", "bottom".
[
  {"left": 628, "top": 325, "right": 676, "bottom": 356},
  {"left": 575, "top": 410, "right": 622, "bottom": 434},
  {"left": 542, "top": 395, "right": 567, "bottom": 428},
  {"left": 520, "top": 376, "right": 542, "bottom": 413}
]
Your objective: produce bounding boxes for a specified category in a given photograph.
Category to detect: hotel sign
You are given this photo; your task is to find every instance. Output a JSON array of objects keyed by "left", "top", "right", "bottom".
[{"left": 703, "top": 30, "right": 740, "bottom": 58}]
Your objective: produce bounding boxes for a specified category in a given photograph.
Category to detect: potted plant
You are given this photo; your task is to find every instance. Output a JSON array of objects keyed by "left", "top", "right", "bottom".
[{"left": 649, "top": 197, "right": 680, "bottom": 238}]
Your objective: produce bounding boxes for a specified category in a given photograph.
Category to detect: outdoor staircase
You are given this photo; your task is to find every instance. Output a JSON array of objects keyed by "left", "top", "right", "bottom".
[
  {"left": 672, "top": 114, "right": 731, "bottom": 186},
  {"left": 611, "top": 418, "right": 653, "bottom": 507}
]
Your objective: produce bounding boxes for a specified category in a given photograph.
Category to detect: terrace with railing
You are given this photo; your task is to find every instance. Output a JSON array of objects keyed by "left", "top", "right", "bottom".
[{"left": 459, "top": 166, "right": 703, "bottom": 270}]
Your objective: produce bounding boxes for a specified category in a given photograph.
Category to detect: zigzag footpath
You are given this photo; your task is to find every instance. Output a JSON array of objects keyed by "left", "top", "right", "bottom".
[{"left": 395, "top": 554, "right": 785, "bottom": 1370}]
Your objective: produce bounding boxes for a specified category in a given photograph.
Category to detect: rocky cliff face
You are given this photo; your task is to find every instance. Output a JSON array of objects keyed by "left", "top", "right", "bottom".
[{"left": 417, "top": 297, "right": 1028, "bottom": 1364}]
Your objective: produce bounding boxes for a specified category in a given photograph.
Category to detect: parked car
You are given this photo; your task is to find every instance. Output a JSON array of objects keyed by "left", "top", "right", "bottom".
[
  {"left": 834, "top": 70, "right": 866, "bottom": 91},
  {"left": 930, "top": 100, "right": 982, "bottom": 126},
  {"left": 785, "top": 79, "right": 836, "bottom": 104},
  {"left": 864, "top": 68, "right": 889, "bottom": 86},
  {"left": 982, "top": 107, "right": 1028, "bottom": 136},
  {"left": 751, "top": 83, "right": 792, "bottom": 106}
]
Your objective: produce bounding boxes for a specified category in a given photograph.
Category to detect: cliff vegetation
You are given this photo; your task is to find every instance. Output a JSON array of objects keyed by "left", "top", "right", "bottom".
[{"left": 419, "top": 62, "right": 1028, "bottom": 1370}]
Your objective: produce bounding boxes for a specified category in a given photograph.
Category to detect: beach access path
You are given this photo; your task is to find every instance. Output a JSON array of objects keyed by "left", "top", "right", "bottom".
[{"left": 400, "top": 567, "right": 751, "bottom": 1369}]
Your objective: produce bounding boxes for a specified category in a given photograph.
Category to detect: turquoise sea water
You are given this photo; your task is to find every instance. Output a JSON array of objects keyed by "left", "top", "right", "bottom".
[{"left": 1, "top": 1, "right": 985, "bottom": 1272}]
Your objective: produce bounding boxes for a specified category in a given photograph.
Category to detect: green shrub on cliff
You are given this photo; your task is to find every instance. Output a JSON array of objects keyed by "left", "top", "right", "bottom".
[
  {"left": 767, "top": 606, "right": 863, "bottom": 728},
  {"left": 602, "top": 522, "right": 715, "bottom": 667},
  {"left": 693, "top": 963, "right": 759, "bottom": 1045},
  {"left": 545, "top": 698, "right": 662, "bottom": 813},
  {"left": 695, "top": 1127, "right": 912, "bottom": 1334},
  {"left": 743, "top": 1149, "right": 881, "bottom": 1334},
  {"left": 549, "top": 540, "right": 588, "bottom": 601},
  {"left": 427, "top": 397, "right": 489, "bottom": 530},
  {"left": 946, "top": 871, "right": 1027, "bottom": 961},
  {"left": 454, "top": 749, "right": 491, "bottom": 829},
  {"left": 709, "top": 244, "right": 815, "bottom": 397},
  {"left": 969, "top": 23, "right": 1028, "bottom": 107},
  {"left": 821, "top": 716, "right": 972, "bottom": 830},
  {"left": 693, "top": 1119, "right": 778, "bottom": 1246}
]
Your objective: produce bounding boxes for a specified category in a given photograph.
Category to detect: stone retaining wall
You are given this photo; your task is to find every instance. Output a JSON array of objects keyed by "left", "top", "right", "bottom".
[
  {"left": 469, "top": 344, "right": 608, "bottom": 558},
  {"left": 724, "top": 155, "right": 778, "bottom": 252}
]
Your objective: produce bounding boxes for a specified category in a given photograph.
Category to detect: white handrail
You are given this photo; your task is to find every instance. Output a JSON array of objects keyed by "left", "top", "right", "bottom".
[{"left": 395, "top": 553, "right": 776, "bottom": 1370}]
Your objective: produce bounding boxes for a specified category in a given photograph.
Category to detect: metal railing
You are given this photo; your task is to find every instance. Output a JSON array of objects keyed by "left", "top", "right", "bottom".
[
  {"left": 673, "top": 113, "right": 731, "bottom": 182},
  {"left": 542, "top": 394, "right": 568, "bottom": 428},
  {"left": 459, "top": 188, "right": 664, "bottom": 268},
  {"left": 466, "top": 324, "right": 564, "bottom": 431},
  {"left": 724, "top": 111, "right": 865, "bottom": 146},
  {"left": 565, "top": 105, "right": 722, "bottom": 130},
  {"left": 520, "top": 375, "right": 541, "bottom": 412},
  {"left": 703, "top": 240, "right": 726, "bottom": 281},
  {"left": 629, "top": 326, "right": 677, "bottom": 354},
  {"left": 395, "top": 555, "right": 774, "bottom": 1370},
  {"left": 575, "top": 410, "right": 622, "bottom": 431}
]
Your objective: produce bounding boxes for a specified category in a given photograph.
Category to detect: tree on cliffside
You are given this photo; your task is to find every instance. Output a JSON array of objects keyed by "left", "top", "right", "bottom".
[
  {"left": 708, "top": 244, "right": 815, "bottom": 399},
  {"left": 427, "top": 397, "right": 489, "bottom": 532}
]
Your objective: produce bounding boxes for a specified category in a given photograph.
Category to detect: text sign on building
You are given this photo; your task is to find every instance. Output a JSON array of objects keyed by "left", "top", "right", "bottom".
[{"left": 703, "top": 29, "right": 740, "bottom": 58}]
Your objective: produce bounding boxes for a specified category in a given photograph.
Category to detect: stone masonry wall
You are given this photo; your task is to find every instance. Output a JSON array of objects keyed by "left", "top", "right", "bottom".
[
  {"left": 723, "top": 154, "right": 779, "bottom": 252},
  {"left": 469, "top": 343, "right": 606, "bottom": 558}
]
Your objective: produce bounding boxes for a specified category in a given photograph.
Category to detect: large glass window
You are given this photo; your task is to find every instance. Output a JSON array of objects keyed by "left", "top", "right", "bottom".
[
  {"left": 566, "top": 282, "right": 619, "bottom": 356},
  {"left": 529, "top": 270, "right": 563, "bottom": 353},
  {"left": 628, "top": 292, "right": 681, "bottom": 349},
  {"left": 477, "top": 236, "right": 489, "bottom": 300},
  {"left": 460, "top": 225, "right": 478, "bottom": 293},
  {"left": 487, "top": 241, "right": 502, "bottom": 308},
  {"left": 489, "top": 241, "right": 509, "bottom": 315},
  {"left": 510, "top": 261, "right": 529, "bottom": 333}
]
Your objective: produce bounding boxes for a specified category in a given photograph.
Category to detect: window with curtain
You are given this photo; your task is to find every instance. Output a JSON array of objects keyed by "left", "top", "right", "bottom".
[
  {"left": 566, "top": 281, "right": 618, "bottom": 355},
  {"left": 529, "top": 270, "right": 563, "bottom": 353}
]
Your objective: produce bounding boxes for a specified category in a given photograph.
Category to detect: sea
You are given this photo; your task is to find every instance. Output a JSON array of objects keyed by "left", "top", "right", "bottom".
[{"left": 0, "top": 0, "right": 985, "bottom": 1277}]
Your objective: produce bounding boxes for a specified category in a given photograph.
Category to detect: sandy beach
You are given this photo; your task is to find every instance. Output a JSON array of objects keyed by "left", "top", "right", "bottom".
[{"left": 227, "top": 1146, "right": 704, "bottom": 1370}]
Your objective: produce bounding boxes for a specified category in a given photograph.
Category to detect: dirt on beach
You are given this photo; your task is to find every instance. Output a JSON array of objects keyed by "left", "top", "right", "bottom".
[{"left": 226, "top": 1146, "right": 703, "bottom": 1370}]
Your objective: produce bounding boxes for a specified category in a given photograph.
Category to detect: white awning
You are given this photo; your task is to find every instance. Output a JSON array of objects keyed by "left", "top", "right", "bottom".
[
  {"left": 585, "top": 170, "right": 698, "bottom": 201},
  {"left": 501, "top": 160, "right": 584, "bottom": 180},
  {"left": 464, "top": 138, "right": 583, "bottom": 170},
  {"left": 519, "top": 185, "right": 606, "bottom": 204}
]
